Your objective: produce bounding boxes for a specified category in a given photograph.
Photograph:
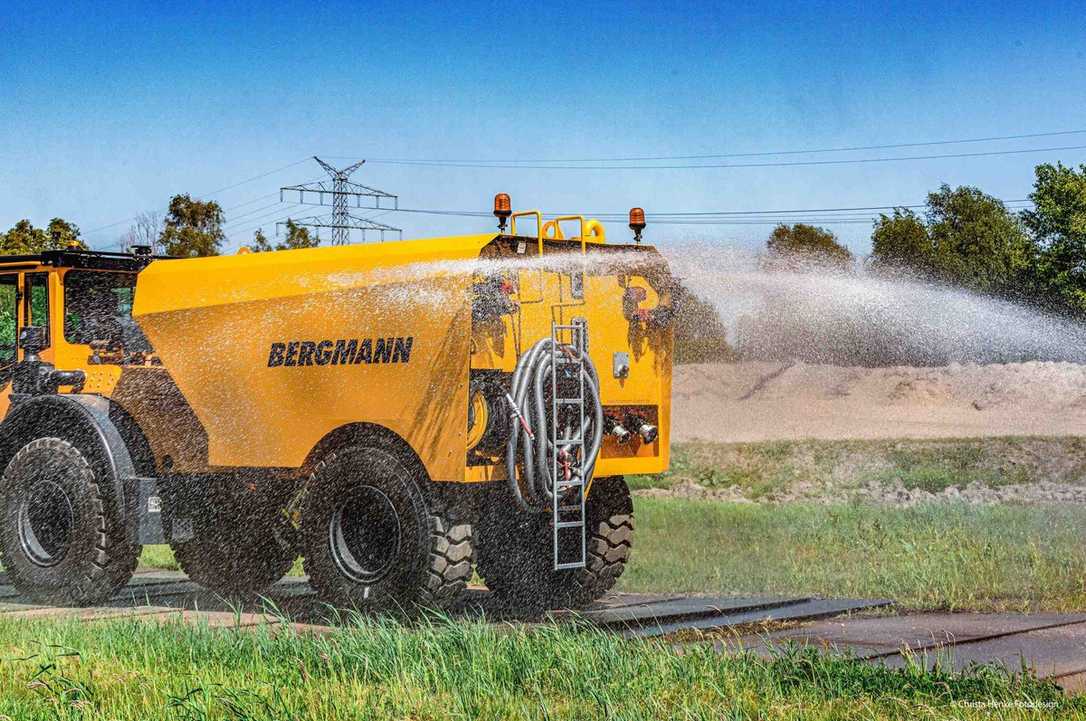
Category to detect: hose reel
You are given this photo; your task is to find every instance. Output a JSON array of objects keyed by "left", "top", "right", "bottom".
[{"left": 504, "top": 332, "right": 604, "bottom": 512}]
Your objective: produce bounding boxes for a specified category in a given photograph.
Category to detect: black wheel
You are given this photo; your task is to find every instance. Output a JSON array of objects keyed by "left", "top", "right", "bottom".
[
  {"left": 301, "top": 441, "right": 472, "bottom": 611},
  {"left": 0, "top": 437, "right": 140, "bottom": 605},
  {"left": 475, "top": 476, "right": 634, "bottom": 610},
  {"left": 165, "top": 482, "right": 297, "bottom": 596}
]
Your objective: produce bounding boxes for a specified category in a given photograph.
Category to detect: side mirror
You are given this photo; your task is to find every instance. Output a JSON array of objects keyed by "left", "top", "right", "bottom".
[{"left": 18, "top": 326, "right": 47, "bottom": 357}]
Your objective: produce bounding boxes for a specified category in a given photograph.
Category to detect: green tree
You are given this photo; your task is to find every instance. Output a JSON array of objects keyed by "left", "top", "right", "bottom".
[
  {"left": 0, "top": 217, "right": 85, "bottom": 254},
  {"left": 870, "top": 208, "right": 931, "bottom": 274},
  {"left": 159, "top": 194, "right": 225, "bottom": 257},
  {"left": 673, "top": 283, "right": 734, "bottom": 363},
  {"left": 278, "top": 219, "right": 318, "bottom": 250},
  {"left": 870, "top": 185, "right": 1032, "bottom": 295},
  {"left": 248, "top": 220, "right": 318, "bottom": 253},
  {"left": 1023, "top": 163, "right": 1086, "bottom": 314},
  {"left": 47, "top": 218, "right": 85, "bottom": 249},
  {"left": 249, "top": 228, "right": 275, "bottom": 253},
  {"left": 765, "top": 223, "right": 853, "bottom": 270},
  {"left": 926, "top": 184, "right": 1032, "bottom": 294}
]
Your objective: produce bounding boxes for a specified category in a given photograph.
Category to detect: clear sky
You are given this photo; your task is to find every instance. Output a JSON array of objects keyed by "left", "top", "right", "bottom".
[{"left": 2, "top": 0, "right": 1085, "bottom": 253}]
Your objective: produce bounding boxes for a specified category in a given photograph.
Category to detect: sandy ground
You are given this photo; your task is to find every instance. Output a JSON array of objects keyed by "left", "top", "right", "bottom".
[{"left": 673, "top": 361, "right": 1086, "bottom": 443}]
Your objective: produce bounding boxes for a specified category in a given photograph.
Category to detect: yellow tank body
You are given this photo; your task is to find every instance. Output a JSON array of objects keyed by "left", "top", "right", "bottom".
[
  {"left": 0, "top": 221, "right": 672, "bottom": 609},
  {"left": 129, "top": 232, "right": 673, "bottom": 482}
]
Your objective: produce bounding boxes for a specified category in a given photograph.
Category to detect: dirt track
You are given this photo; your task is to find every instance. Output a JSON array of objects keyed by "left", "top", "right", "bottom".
[{"left": 673, "top": 361, "right": 1086, "bottom": 443}]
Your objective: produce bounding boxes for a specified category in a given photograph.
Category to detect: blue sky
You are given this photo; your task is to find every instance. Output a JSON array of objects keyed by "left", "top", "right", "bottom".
[{"left": 2, "top": 0, "right": 1085, "bottom": 253}]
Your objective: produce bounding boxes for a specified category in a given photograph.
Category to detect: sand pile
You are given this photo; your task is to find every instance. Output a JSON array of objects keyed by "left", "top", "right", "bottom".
[{"left": 673, "top": 361, "right": 1086, "bottom": 443}]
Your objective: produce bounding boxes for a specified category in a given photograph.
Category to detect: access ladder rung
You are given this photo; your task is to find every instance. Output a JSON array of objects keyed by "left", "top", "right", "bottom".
[{"left": 551, "top": 318, "right": 589, "bottom": 571}]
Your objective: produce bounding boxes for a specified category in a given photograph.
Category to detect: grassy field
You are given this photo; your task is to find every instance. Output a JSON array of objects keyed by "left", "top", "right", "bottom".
[
  {"left": 623, "top": 498, "right": 1086, "bottom": 612},
  {"left": 0, "top": 613, "right": 1076, "bottom": 720},
  {"left": 630, "top": 437, "right": 1086, "bottom": 497},
  {"left": 134, "top": 438, "right": 1086, "bottom": 612},
  {"left": 138, "top": 496, "right": 1086, "bottom": 612},
  {"left": 21, "top": 437, "right": 1086, "bottom": 718}
]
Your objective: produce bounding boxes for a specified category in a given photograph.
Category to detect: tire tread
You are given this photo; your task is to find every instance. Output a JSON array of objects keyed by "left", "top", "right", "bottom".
[{"left": 0, "top": 437, "right": 139, "bottom": 606}]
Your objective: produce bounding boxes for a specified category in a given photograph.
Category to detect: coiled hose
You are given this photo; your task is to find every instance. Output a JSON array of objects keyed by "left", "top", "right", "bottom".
[{"left": 504, "top": 337, "right": 604, "bottom": 511}]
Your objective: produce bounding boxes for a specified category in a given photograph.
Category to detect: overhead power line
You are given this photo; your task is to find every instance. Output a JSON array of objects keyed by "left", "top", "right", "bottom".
[
  {"left": 84, "top": 159, "right": 312, "bottom": 239},
  {"left": 223, "top": 203, "right": 307, "bottom": 236},
  {"left": 220, "top": 200, "right": 297, "bottom": 228},
  {"left": 388, "top": 198, "right": 1032, "bottom": 221},
  {"left": 86, "top": 126, "right": 1076, "bottom": 248},
  {"left": 199, "top": 158, "right": 312, "bottom": 197},
  {"left": 343, "top": 129, "right": 1086, "bottom": 164},
  {"left": 348, "top": 144, "right": 1086, "bottom": 171}
]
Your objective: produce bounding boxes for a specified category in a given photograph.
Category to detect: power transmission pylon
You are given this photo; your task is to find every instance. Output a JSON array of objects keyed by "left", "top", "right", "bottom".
[{"left": 278, "top": 157, "right": 401, "bottom": 244}]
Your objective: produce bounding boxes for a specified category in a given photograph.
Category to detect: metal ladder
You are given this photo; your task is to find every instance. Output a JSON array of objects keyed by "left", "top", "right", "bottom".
[{"left": 550, "top": 318, "right": 588, "bottom": 570}]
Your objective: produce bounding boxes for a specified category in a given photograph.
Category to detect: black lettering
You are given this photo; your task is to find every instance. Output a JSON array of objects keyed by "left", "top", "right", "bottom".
[
  {"left": 331, "top": 339, "right": 356, "bottom": 365},
  {"left": 298, "top": 341, "right": 316, "bottom": 366},
  {"left": 354, "top": 338, "right": 372, "bottom": 364},
  {"left": 315, "top": 340, "right": 333, "bottom": 365},
  {"left": 274, "top": 336, "right": 413, "bottom": 368},
  {"left": 374, "top": 337, "right": 393, "bottom": 363},
  {"left": 392, "top": 336, "right": 414, "bottom": 363},
  {"left": 268, "top": 342, "right": 286, "bottom": 367}
]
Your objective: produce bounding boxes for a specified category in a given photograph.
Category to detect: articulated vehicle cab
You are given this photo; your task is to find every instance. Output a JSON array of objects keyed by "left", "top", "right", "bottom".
[{"left": 0, "top": 198, "right": 672, "bottom": 610}]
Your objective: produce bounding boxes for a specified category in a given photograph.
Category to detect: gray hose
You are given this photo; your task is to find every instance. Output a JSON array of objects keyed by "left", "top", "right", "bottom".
[{"left": 504, "top": 337, "right": 604, "bottom": 511}]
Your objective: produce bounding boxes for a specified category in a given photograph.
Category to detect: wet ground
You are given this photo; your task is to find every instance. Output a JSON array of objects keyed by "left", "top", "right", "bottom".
[{"left": 1, "top": 569, "right": 1082, "bottom": 693}]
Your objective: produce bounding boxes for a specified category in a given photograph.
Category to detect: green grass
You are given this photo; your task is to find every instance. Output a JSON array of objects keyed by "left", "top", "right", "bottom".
[
  {"left": 138, "top": 497, "right": 1086, "bottom": 612},
  {"left": 623, "top": 499, "right": 1086, "bottom": 612},
  {"left": 138, "top": 544, "right": 180, "bottom": 571},
  {"left": 99, "top": 493, "right": 1086, "bottom": 716},
  {"left": 0, "top": 613, "right": 1076, "bottom": 720},
  {"left": 873, "top": 444, "right": 1035, "bottom": 493},
  {"left": 628, "top": 437, "right": 1086, "bottom": 498}
]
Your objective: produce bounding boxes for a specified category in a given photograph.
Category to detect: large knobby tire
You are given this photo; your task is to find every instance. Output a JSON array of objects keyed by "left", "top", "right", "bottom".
[
  {"left": 301, "top": 442, "right": 472, "bottom": 611},
  {"left": 0, "top": 437, "right": 140, "bottom": 606},
  {"left": 475, "top": 476, "right": 633, "bottom": 610},
  {"left": 165, "top": 485, "right": 298, "bottom": 597}
]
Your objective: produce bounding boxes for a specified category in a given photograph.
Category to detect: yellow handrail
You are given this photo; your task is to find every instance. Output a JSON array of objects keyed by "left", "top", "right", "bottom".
[
  {"left": 509, "top": 210, "right": 544, "bottom": 256},
  {"left": 511, "top": 210, "right": 606, "bottom": 255},
  {"left": 549, "top": 215, "right": 587, "bottom": 253}
]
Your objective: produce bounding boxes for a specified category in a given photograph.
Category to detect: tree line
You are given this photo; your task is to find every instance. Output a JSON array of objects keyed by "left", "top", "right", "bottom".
[
  {"left": 0, "top": 194, "right": 315, "bottom": 257},
  {"left": 764, "top": 162, "right": 1086, "bottom": 317}
]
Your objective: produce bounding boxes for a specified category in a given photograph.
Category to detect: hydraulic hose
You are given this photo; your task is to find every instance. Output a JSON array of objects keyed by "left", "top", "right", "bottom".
[{"left": 504, "top": 337, "right": 604, "bottom": 511}]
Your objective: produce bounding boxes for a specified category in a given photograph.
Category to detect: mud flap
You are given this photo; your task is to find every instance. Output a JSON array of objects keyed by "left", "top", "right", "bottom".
[{"left": 133, "top": 476, "right": 167, "bottom": 545}]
